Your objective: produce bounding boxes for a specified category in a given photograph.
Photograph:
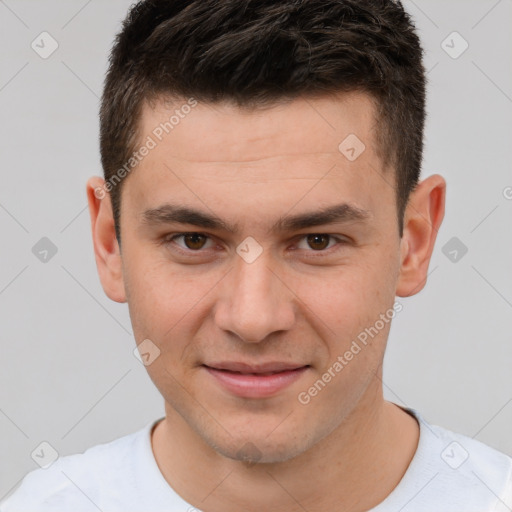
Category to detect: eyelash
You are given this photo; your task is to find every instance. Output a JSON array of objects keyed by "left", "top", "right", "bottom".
[{"left": 162, "top": 232, "right": 350, "bottom": 258}]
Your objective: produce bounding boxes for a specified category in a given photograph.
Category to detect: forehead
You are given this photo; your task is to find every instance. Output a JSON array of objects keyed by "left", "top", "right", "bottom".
[
  {"left": 138, "top": 92, "right": 378, "bottom": 166},
  {"left": 122, "top": 92, "right": 393, "bottom": 228}
]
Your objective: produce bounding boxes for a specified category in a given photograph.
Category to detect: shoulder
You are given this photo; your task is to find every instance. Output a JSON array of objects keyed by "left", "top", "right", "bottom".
[
  {"left": 0, "top": 424, "right": 150, "bottom": 512},
  {"left": 427, "top": 419, "right": 512, "bottom": 480},
  {"left": 405, "top": 409, "right": 512, "bottom": 510}
]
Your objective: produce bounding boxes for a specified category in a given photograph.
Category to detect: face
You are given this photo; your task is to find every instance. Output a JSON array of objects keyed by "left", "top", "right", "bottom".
[{"left": 106, "top": 92, "right": 407, "bottom": 463}]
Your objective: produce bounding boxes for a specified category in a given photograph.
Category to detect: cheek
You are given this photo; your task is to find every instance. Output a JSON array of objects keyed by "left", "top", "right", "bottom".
[
  {"left": 300, "top": 260, "right": 394, "bottom": 329},
  {"left": 298, "top": 271, "right": 395, "bottom": 408},
  {"left": 124, "top": 254, "right": 219, "bottom": 355},
  {"left": 291, "top": 251, "right": 398, "bottom": 376}
]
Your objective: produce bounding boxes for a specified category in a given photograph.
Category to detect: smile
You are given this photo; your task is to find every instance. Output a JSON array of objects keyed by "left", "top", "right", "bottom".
[{"left": 202, "top": 363, "right": 310, "bottom": 398}]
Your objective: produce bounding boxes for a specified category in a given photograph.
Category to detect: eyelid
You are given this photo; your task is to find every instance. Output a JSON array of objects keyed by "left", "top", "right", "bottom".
[
  {"left": 293, "top": 233, "right": 349, "bottom": 251},
  {"left": 164, "top": 232, "right": 216, "bottom": 254}
]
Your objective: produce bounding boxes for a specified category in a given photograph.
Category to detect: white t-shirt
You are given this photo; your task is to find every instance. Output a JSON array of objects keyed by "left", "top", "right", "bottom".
[{"left": 2, "top": 406, "right": 511, "bottom": 512}]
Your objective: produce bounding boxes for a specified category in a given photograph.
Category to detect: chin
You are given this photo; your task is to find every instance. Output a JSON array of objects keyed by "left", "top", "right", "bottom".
[{"left": 202, "top": 426, "right": 315, "bottom": 465}]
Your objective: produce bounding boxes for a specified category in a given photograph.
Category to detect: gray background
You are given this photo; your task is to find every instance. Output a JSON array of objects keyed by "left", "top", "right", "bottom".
[{"left": 1, "top": 0, "right": 511, "bottom": 500}]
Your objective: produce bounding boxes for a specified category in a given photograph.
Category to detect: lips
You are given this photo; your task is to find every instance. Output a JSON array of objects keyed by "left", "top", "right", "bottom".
[
  {"left": 205, "top": 361, "right": 307, "bottom": 374},
  {"left": 203, "top": 362, "right": 310, "bottom": 398}
]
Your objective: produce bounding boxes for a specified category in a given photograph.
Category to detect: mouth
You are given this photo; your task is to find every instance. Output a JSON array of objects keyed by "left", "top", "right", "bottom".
[{"left": 202, "top": 362, "right": 310, "bottom": 398}]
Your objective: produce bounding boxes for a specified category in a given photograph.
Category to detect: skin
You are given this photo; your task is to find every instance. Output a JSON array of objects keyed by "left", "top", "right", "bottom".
[{"left": 86, "top": 91, "right": 445, "bottom": 512}]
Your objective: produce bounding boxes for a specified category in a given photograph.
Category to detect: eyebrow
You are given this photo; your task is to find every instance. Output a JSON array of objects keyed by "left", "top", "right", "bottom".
[{"left": 141, "top": 202, "right": 371, "bottom": 234}]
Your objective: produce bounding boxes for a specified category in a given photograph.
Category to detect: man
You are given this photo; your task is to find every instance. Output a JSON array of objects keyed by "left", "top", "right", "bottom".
[{"left": 2, "top": 0, "right": 511, "bottom": 511}]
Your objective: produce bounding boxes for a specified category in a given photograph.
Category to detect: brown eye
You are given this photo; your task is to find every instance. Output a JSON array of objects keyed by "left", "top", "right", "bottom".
[
  {"left": 306, "top": 234, "right": 331, "bottom": 250},
  {"left": 164, "top": 232, "right": 217, "bottom": 255},
  {"left": 182, "top": 233, "right": 208, "bottom": 250}
]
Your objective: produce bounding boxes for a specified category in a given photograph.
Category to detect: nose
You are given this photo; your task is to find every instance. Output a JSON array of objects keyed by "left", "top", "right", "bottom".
[{"left": 214, "top": 250, "right": 295, "bottom": 343}]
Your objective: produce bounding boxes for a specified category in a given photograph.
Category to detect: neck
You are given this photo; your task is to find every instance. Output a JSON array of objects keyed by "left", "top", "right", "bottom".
[{"left": 151, "top": 379, "right": 419, "bottom": 512}]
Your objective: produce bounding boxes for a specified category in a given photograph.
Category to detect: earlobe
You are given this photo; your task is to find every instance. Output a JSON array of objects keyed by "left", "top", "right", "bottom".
[
  {"left": 86, "top": 176, "right": 127, "bottom": 303},
  {"left": 396, "top": 174, "right": 446, "bottom": 297}
]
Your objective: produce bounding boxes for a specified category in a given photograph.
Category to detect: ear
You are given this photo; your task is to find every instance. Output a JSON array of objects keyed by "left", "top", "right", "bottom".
[
  {"left": 396, "top": 174, "right": 446, "bottom": 297},
  {"left": 86, "top": 177, "right": 126, "bottom": 303}
]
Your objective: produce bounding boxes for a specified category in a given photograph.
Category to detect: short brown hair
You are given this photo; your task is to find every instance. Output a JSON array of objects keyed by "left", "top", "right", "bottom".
[{"left": 99, "top": 0, "right": 426, "bottom": 242}]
